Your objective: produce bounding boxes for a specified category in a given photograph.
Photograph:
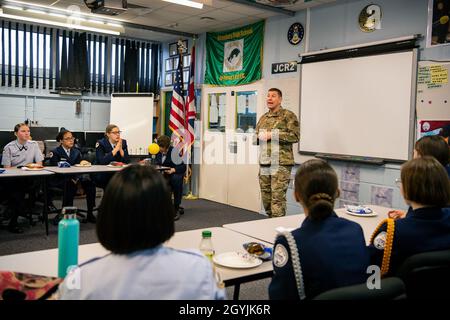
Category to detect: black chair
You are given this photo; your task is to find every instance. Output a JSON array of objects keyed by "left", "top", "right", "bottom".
[
  {"left": 395, "top": 249, "right": 450, "bottom": 300},
  {"left": 313, "top": 277, "right": 406, "bottom": 300}
]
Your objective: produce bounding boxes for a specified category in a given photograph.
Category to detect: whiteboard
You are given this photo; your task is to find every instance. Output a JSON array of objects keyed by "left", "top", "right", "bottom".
[
  {"left": 110, "top": 93, "right": 154, "bottom": 155},
  {"left": 299, "top": 50, "right": 417, "bottom": 162}
]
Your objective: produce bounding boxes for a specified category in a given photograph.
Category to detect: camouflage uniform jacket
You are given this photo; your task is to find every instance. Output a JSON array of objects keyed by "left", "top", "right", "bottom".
[{"left": 255, "top": 107, "right": 300, "bottom": 166}]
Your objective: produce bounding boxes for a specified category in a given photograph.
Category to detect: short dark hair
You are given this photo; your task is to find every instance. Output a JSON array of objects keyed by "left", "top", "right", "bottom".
[
  {"left": 157, "top": 135, "right": 171, "bottom": 149},
  {"left": 96, "top": 165, "right": 175, "bottom": 254},
  {"left": 56, "top": 129, "right": 72, "bottom": 142},
  {"left": 14, "top": 123, "right": 28, "bottom": 133},
  {"left": 268, "top": 88, "right": 282, "bottom": 98},
  {"left": 294, "top": 159, "right": 339, "bottom": 221},
  {"left": 401, "top": 157, "right": 450, "bottom": 207},
  {"left": 415, "top": 135, "right": 450, "bottom": 167},
  {"left": 440, "top": 125, "right": 450, "bottom": 138}
]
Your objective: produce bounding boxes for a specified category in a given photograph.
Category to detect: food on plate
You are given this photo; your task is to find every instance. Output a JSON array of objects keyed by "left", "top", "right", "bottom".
[
  {"left": 25, "top": 163, "right": 44, "bottom": 169},
  {"left": 79, "top": 160, "right": 91, "bottom": 166}
]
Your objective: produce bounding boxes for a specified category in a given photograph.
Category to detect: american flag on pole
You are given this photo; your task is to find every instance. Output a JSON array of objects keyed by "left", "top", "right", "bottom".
[{"left": 168, "top": 43, "right": 186, "bottom": 148}]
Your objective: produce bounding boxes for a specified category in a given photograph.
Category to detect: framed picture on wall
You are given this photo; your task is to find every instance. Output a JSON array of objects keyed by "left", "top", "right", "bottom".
[
  {"left": 165, "top": 72, "right": 173, "bottom": 86},
  {"left": 165, "top": 58, "right": 174, "bottom": 71},
  {"left": 169, "top": 42, "right": 178, "bottom": 57},
  {"left": 427, "top": 0, "right": 450, "bottom": 47}
]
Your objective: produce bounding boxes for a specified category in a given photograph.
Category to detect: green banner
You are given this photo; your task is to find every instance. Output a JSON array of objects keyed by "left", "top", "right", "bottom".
[{"left": 205, "top": 21, "right": 264, "bottom": 86}]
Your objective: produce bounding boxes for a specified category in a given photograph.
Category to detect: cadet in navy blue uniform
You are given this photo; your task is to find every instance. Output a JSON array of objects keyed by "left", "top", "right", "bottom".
[
  {"left": 269, "top": 159, "right": 370, "bottom": 300},
  {"left": 58, "top": 165, "right": 225, "bottom": 300},
  {"left": 369, "top": 157, "right": 450, "bottom": 276},
  {"left": 94, "top": 124, "right": 130, "bottom": 189},
  {"left": 1, "top": 123, "right": 44, "bottom": 233},
  {"left": 49, "top": 130, "right": 97, "bottom": 223},
  {"left": 414, "top": 135, "right": 450, "bottom": 178},
  {"left": 155, "top": 135, "right": 186, "bottom": 221}
]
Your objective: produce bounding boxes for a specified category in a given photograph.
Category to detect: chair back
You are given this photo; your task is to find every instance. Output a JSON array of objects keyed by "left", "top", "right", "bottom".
[
  {"left": 396, "top": 249, "right": 450, "bottom": 300},
  {"left": 313, "top": 277, "right": 406, "bottom": 300}
]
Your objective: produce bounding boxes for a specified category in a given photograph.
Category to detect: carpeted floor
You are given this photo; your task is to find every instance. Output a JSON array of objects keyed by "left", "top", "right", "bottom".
[{"left": 0, "top": 197, "right": 271, "bottom": 300}]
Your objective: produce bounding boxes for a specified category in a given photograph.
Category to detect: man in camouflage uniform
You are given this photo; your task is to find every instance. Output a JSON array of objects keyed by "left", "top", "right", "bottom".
[{"left": 256, "top": 88, "right": 300, "bottom": 217}]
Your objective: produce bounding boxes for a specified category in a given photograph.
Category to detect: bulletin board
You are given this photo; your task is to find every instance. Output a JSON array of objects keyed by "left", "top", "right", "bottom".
[
  {"left": 416, "top": 61, "right": 450, "bottom": 138},
  {"left": 416, "top": 61, "right": 450, "bottom": 119}
]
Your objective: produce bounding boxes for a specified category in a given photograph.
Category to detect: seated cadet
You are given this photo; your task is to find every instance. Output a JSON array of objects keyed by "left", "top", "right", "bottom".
[
  {"left": 369, "top": 157, "right": 450, "bottom": 277},
  {"left": 269, "top": 159, "right": 369, "bottom": 300},
  {"left": 58, "top": 165, "right": 225, "bottom": 300},
  {"left": 155, "top": 135, "right": 186, "bottom": 221},
  {"left": 94, "top": 124, "right": 129, "bottom": 189},
  {"left": 49, "top": 129, "right": 97, "bottom": 223},
  {"left": 1, "top": 123, "right": 44, "bottom": 233},
  {"left": 439, "top": 124, "right": 450, "bottom": 146},
  {"left": 389, "top": 135, "right": 450, "bottom": 219},
  {"left": 414, "top": 135, "right": 450, "bottom": 178}
]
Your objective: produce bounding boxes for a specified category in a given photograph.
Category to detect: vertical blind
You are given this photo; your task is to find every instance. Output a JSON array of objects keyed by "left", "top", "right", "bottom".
[{"left": 0, "top": 20, "right": 161, "bottom": 94}]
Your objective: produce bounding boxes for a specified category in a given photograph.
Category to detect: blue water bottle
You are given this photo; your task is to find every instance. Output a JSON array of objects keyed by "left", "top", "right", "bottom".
[{"left": 58, "top": 207, "right": 79, "bottom": 278}]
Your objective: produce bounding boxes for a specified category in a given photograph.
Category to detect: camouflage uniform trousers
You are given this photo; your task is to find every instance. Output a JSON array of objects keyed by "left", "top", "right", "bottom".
[{"left": 258, "top": 165, "right": 292, "bottom": 218}]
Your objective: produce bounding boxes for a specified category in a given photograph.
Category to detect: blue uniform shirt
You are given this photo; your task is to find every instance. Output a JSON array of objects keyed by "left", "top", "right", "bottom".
[
  {"left": 49, "top": 145, "right": 82, "bottom": 166},
  {"left": 1, "top": 139, "right": 44, "bottom": 167},
  {"left": 58, "top": 245, "right": 226, "bottom": 300},
  {"left": 369, "top": 206, "right": 450, "bottom": 275},
  {"left": 95, "top": 137, "right": 130, "bottom": 165},
  {"left": 155, "top": 146, "right": 186, "bottom": 174},
  {"left": 269, "top": 212, "right": 370, "bottom": 300}
]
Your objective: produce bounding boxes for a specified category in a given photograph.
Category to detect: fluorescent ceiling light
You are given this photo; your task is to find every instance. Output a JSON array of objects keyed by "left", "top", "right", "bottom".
[
  {"left": 48, "top": 12, "right": 66, "bottom": 18},
  {"left": 89, "top": 20, "right": 105, "bottom": 25},
  {"left": 163, "top": 0, "right": 203, "bottom": 9},
  {"left": 106, "top": 22, "right": 121, "bottom": 28},
  {"left": 2, "top": 5, "right": 24, "bottom": 11},
  {"left": 26, "top": 9, "right": 45, "bottom": 14},
  {"left": 0, "top": 12, "right": 120, "bottom": 35},
  {"left": 4, "top": 0, "right": 124, "bottom": 22}
]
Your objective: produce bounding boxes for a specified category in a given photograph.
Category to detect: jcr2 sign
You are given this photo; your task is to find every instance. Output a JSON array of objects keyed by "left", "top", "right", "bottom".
[{"left": 271, "top": 61, "right": 297, "bottom": 74}]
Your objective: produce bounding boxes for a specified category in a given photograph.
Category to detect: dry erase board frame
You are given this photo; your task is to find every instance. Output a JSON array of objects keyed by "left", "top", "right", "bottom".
[{"left": 298, "top": 43, "right": 418, "bottom": 163}]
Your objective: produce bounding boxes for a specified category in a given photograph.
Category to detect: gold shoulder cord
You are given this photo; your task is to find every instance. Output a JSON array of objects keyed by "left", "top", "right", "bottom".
[{"left": 369, "top": 218, "right": 395, "bottom": 277}]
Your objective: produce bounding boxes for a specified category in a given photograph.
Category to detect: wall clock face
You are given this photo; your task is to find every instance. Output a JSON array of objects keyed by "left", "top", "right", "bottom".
[
  {"left": 287, "top": 22, "right": 304, "bottom": 45},
  {"left": 359, "top": 4, "right": 382, "bottom": 32}
]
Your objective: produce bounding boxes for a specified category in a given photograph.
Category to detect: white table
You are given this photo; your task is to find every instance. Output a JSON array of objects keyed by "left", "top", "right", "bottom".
[
  {"left": 0, "top": 227, "right": 272, "bottom": 300},
  {"left": 43, "top": 164, "right": 170, "bottom": 174},
  {"left": 0, "top": 168, "right": 55, "bottom": 235},
  {"left": 223, "top": 205, "right": 392, "bottom": 245}
]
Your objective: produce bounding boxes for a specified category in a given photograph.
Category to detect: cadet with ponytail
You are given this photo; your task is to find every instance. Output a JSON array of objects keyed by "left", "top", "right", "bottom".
[{"left": 269, "top": 159, "right": 370, "bottom": 300}]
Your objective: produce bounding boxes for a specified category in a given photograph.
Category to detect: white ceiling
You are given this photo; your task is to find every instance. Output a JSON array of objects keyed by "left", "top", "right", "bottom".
[{"left": 1, "top": 0, "right": 337, "bottom": 41}]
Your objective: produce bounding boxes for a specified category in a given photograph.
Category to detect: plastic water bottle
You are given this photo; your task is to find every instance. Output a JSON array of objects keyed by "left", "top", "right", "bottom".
[
  {"left": 199, "top": 230, "right": 215, "bottom": 261},
  {"left": 58, "top": 207, "right": 79, "bottom": 278}
]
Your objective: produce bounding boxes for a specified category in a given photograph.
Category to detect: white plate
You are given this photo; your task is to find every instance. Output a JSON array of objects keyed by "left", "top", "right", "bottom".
[
  {"left": 345, "top": 210, "right": 378, "bottom": 217},
  {"left": 107, "top": 164, "right": 125, "bottom": 168},
  {"left": 213, "top": 252, "right": 262, "bottom": 269},
  {"left": 74, "top": 164, "right": 92, "bottom": 167},
  {"left": 21, "top": 167, "right": 44, "bottom": 171}
]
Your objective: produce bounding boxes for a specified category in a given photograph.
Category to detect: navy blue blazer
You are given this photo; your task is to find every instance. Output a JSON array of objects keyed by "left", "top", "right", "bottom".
[
  {"left": 95, "top": 137, "right": 130, "bottom": 165},
  {"left": 155, "top": 146, "right": 186, "bottom": 175},
  {"left": 49, "top": 145, "right": 82, "bottom": 166},
  {"left": 269, "top": 212, "right": 370, "bottom": 300},
  {"left": 369, "top": 206, "right": 450, "bottom": 275}
]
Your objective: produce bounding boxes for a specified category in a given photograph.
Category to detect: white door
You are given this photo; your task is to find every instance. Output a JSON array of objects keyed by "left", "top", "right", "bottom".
[{"left": 199, "top": 81, "right": 265, "bottom": 212}]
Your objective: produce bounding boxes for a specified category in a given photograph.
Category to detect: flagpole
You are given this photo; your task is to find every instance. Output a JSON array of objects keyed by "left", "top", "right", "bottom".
[{"left": 184, "top": 36, "right": 198, "bottom": 200}]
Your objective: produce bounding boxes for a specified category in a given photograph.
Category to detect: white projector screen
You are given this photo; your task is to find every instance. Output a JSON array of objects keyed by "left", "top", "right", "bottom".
[
  {"left": 110, "top": 93, "right": 154, "bottom": 155},
  {"left": 299, "top": 51, "right": 416, "bottom": 162}
]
